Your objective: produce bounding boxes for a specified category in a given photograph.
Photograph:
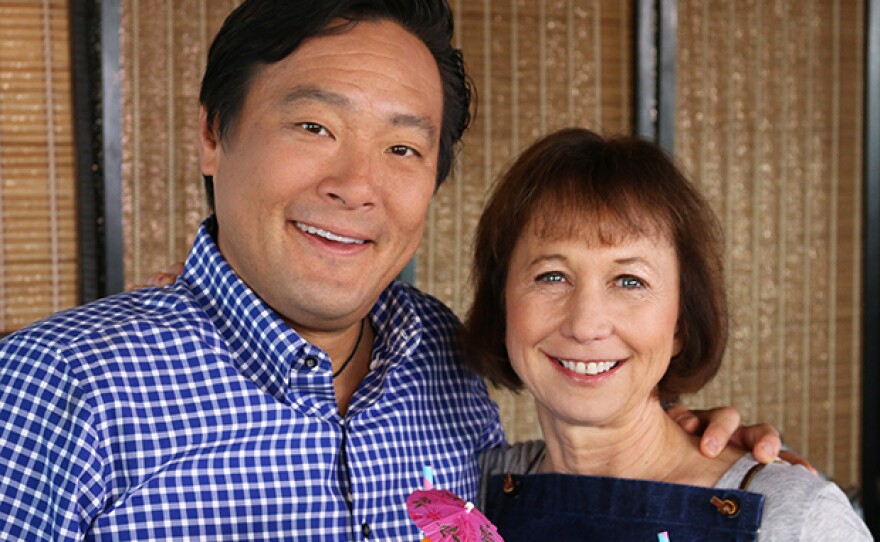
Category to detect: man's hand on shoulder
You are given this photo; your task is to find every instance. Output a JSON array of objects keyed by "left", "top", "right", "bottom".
[
  {"left": 666, "top": 404, "right": 817, "bottom": 473},
  {"left": 127, "top": 262, "right": 185, "bottom": 290}
]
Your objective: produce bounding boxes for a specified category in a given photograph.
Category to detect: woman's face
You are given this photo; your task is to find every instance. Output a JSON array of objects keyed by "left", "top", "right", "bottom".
[{"left": 504, "top": 221, "right": 682, "bottom": 429}]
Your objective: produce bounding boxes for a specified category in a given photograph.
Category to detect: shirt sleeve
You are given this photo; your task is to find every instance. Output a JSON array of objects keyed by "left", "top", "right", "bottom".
[
  {"left": 0, "top": 334, "right": 106, "bottom": 541},
  {"left": 471, "top": 377, "right": 506, "bottom": 454},
  {"left": 799, "top": 482, "right": 872, "bottom": 541}
]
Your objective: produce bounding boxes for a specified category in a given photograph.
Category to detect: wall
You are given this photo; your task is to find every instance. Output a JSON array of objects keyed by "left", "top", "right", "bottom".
[
  {"left": 0, "top": 0, "right": 78, "bottom": 334},
  {"left": 676, "top": 0, "right": 864, "bottom": 487},
  {"left": 0, "top": 0, "right": 862, "bottom": 492}
]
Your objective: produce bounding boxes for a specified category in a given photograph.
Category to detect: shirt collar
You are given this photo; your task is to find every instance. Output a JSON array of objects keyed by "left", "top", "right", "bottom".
[{"left": 180, "top": 217, "right": 424, "bottom": 404}]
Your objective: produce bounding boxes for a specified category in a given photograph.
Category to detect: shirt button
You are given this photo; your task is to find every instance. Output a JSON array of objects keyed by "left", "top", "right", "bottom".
[
  {"left": 304, "top": 356, "right": 318, "bottom": 369},
  {"left": 361, "top": 523, "right": 371, "bottom": 538}
]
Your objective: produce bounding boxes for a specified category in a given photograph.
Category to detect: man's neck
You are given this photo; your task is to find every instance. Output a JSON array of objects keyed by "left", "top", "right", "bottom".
[{"left": 329, "top": 320, "right": 374, "bottom": 416}]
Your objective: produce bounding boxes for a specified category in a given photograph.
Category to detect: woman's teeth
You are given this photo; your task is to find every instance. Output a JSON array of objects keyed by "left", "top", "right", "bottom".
[
  {"left": 558, "top": 359, "right": 619, "bottom": 375},
  {"left": 296, "top": 223, "right": 364, "bottom": 245}
]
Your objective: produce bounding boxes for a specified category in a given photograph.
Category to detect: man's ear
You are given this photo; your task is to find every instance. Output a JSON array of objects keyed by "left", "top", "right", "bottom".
[{"left": 198, "top": 106, "right": 219, "bottom": 177}]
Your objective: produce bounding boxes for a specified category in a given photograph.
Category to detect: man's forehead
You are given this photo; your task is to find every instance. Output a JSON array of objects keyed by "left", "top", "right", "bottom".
[
  {"left": 271, "top": 20, "right": 440, "bottom": 92},
  {"left": 258, "top": 20, "right": 443, "bottom": 137}
]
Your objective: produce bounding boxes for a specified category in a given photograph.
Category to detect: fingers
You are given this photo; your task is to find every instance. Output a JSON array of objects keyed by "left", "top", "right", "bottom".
[
  {"left": 163, "top": 262, "right": 185, "bottom": 276},
  {"left": 149, "top": 262, "right": 185, "bottom": 287},
  {"left": 698, "top": 406, "right": 741, "bottom": 458},
  {"left": 151, "top": 263, "right": 185, "bottom": 286},
  {"left": 127, "top": 262, "right": 185, "bottom": 291},
  {"left": 147, "top": 271, "right": 178, "bottom": 287},
  {"left": 669, "top": 405, "right": 796, "bottom": 468},
  {"left": 666, "top": 404, "right": 730, "bottom": 456},
  {"left": 666, "top": 404, "right": 701, "bottom": 434},
  {"left": 729, "top": 422, "right": 780, "bottom": 464},
  {"left": 778, "top": 449, "right": 819, "bottom": 475}
]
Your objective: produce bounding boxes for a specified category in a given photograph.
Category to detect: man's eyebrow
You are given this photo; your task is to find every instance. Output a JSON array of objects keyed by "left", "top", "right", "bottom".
[
  {"left": 281, "top": 86, "right": 351, "bottom": 108},
  {"left": 389, "top": 113, "right": 437, "bottom": 145}
]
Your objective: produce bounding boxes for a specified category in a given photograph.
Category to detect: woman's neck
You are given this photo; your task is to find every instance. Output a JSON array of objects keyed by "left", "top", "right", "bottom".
[{"left": 537, "top": 398, "right": 743, "bottom": 486}]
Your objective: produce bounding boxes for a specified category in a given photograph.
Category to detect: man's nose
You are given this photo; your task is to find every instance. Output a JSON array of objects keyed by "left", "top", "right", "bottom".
[{"left": 320, "top": 147, "right": 377, "bottom": 209}]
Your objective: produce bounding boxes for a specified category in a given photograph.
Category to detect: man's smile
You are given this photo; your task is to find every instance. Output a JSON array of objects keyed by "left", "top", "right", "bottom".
[{"left": 294, "top": 221, "right": 367, "bottom": 245}]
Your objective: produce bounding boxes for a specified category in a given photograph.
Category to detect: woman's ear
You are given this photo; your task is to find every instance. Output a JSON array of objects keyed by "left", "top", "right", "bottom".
[{"left": 672, "top": 325, "right": 684, "bottom": 357}]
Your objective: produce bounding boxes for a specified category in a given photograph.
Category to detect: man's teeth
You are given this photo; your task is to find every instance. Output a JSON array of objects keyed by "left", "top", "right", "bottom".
[
  {"left": 558, "top": 359, "right": 619, "bottom": 375},
  {"left": 296, "top": 223, "right": 365, "bottom": 245}
]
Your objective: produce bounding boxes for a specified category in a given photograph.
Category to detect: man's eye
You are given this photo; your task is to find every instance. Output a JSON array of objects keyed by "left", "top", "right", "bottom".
[
  {"left": 536, "top": 271, "right": 566, "bottom": 283},
  {"left": 388, "top": 145, "right": 421, "bottom": 158},
  {"left": 298, "top": 122, "right": 331, "bottom": 136},
  {"left": 617, "top": 275, "right": 645, "bottom": 289}
]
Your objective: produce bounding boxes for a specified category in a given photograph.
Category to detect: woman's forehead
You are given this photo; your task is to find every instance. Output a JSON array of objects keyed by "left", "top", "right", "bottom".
[{"left": 525, "top": 203, "right": 672, "bottom": 247}]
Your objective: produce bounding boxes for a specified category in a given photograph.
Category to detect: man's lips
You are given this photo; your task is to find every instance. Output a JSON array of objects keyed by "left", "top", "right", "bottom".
[
  {"left": 555, "top": 357, "right": 621, "bottom": 376},
  {"left": 294, "top": 221, "right": 368, "bottom": 245}
]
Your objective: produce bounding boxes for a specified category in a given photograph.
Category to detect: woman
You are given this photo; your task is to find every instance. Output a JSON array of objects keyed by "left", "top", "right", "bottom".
[{"left": 464, "top": 128, "right": 870, "bottom": 541}]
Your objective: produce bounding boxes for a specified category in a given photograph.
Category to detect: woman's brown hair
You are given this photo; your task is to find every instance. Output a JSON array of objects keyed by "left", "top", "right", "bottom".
[{"left": 462, "top": 128, "right": 727, "bottom": 403}]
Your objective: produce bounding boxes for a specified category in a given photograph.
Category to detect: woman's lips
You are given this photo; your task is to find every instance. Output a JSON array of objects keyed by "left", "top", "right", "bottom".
[{"left": 555, "top": 358, "right": 621, "bottom": 376}]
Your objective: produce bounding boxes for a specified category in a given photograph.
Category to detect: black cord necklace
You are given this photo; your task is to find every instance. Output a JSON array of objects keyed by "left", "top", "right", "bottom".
[{"left": 332, "top": 318, "right": 366, "bottom": 379}]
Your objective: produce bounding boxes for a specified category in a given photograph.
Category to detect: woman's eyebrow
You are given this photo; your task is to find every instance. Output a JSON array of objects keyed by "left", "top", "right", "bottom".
[{"left": 527, "top": 254, "right": 567, "bottom": 267}]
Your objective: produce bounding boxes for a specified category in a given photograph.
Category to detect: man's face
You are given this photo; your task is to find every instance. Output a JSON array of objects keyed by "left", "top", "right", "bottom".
[{"left": 198, "top": 19, "right": 443, "bottom": 340}]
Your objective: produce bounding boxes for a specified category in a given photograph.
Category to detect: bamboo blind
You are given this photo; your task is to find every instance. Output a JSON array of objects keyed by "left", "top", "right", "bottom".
[
  {"left": 119, "top": 1, "right": 864, "bottom": 490},
  {"left": 120, "top": 0, "right": 229, "bottom": 286},
  {"left": 0, "top": 0, "right": 78, "bottom": 335},
  {"left": 676, "top": 0, "right": 864, "bottom": 489}
]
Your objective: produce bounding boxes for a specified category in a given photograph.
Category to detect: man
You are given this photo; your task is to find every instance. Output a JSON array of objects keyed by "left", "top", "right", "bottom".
[{"left": 0, "top": 1, "right": 780, "bottom": 539}]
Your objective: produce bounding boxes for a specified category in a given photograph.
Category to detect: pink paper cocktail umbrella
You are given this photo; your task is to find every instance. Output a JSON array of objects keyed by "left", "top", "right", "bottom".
[{"left": 406, "top": 487, "right": 504, "bottom": 542}]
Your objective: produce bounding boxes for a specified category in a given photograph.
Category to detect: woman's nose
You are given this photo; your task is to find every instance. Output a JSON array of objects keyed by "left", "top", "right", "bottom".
[{"left": 559, "top": 288, "right": 614, "bottom": 343}]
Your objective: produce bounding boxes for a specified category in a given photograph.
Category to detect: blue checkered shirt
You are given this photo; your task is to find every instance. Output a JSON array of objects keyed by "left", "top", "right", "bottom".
[{"left": 0, "top": 219, "right": 505, "bottom": 540}]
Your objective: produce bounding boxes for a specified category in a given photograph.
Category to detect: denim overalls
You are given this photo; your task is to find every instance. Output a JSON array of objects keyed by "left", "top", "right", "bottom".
[{"left": 484, "top": 473, "right": 764, "bottom": 541}]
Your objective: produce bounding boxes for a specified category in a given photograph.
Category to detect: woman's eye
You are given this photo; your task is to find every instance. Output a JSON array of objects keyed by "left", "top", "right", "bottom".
[
  {"left": 387, "top": 145, "right": 421, "bottom": 158},
  {"left": 617, "top": 275, "right": 645, "bottom": 289},
  {"left": 298, "top": 122, "right": 331, "bottom": 137},
  {"left": 536, "top": 271, "right": 566, "bottom": 283}
]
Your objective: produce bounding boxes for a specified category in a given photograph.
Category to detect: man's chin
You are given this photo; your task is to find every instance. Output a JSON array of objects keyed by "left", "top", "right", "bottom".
[{"left": 272, "top": 284, "right": 378, "bottom": 330}]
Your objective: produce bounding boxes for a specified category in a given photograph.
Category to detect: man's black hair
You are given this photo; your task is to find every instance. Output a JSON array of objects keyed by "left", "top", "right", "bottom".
[{"left": 199, "top": 0, "right": 473, "bottom": 209}]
